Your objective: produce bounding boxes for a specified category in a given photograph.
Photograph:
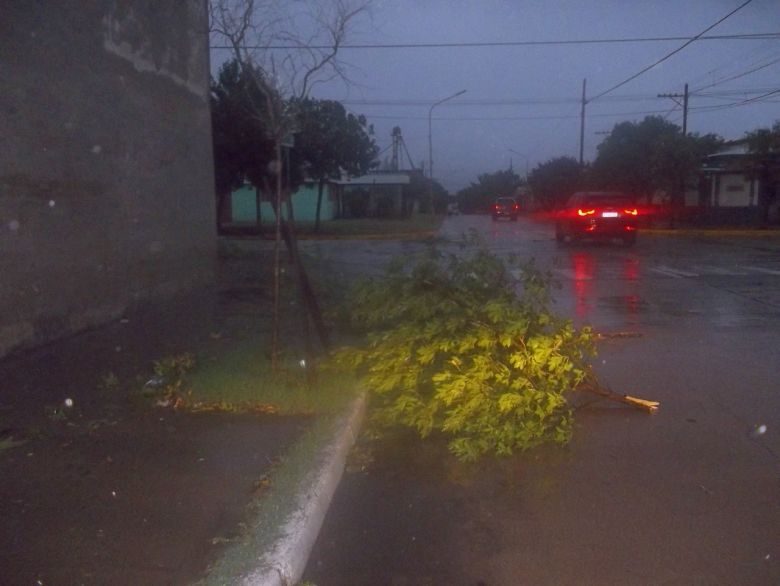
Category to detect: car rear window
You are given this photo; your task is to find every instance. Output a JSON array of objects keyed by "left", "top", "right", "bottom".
[
  {"left": 571, "top": 193, "right": 633, "bottom": 207},
  {"left": 496, "top": 198, "right": 515, "bottom": 205},
  {"left": 585, "top": 196, "right": 632, "bottom": 207}
]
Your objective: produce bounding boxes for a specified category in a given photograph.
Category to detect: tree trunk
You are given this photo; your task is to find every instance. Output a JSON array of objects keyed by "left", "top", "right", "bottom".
[
  {"left": 314, "top": 177, "right": 325, "bottom": 233},
  {"left": 270, "top": 190, "right": 332, "bottom": 353},
  {"left": 255, "top": 185, "right": 262, "bottom": 232},
  {"left": 280, "top": 218, "right": 331, "bottom": 352},
  {"left": 285, "top": 190, "right": 317, "bottom": 381},
  {"left": 216, "top": 190, "right": 231, "bottom": 233},
  {"left": 271, "top": 142, "right": 283, "bottom": 372}
]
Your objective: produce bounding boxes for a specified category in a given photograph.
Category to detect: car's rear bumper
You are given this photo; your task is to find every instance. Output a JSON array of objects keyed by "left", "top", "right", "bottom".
[{"left": 558, "top": 219, "right": 638, "bottom": 237}]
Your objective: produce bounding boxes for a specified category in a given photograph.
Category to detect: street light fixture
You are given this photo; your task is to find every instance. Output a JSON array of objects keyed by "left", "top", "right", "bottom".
[
  {"left": 428, "top": 89, "right": 466, "bottom": 181},
  {"left": 508, "top": 149, "right": 529, "bottom": 179}
]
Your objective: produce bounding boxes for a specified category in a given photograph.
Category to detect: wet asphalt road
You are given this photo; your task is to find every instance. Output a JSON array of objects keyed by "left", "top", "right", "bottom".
[{"left": 303, "top": 215, "right": 780, "bottom": 585}]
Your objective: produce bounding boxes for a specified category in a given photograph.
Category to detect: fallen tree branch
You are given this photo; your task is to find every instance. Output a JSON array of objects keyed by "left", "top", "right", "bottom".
[
  {"left": 593, "top": 331, "right": 644, "bottom": 340},
  {"left": 577, "top": 382, "right": 659, "bottom": 413}
]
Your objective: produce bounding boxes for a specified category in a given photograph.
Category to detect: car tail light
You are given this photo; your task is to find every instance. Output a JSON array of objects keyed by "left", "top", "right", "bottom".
[
  {"left": 577, "top": 208, "right": 595, "bottom": 216},
  {"left": 512, "top": 204, "right": 519, "bottom": 211},
  {"left": 623, "top": 208, "right": 638, "bottom": 216}
]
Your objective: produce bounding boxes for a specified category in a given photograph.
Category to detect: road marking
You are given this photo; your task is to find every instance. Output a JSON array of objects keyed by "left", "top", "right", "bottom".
[
  {"left": 743, "top": 266, "right": 780, "bottom": 276},
  {"left": 693, "top": 265, "right": 749, "bottom": 276},
  {"left": 651, "top": 266, "right": 698, "bottom": 278}
]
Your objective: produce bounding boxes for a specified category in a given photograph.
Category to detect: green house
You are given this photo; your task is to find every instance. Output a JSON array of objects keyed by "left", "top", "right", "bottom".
[
  {"left": 230, "top": 180, "right": 336, "bottom": 225},
  {"left": 227, "top": 172, "right": 412, "bottom": 227}
]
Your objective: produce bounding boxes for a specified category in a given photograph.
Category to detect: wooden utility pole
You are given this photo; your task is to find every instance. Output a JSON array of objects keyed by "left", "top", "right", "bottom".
[
  {"left": 658, "top": 83, "right": 691, "bottom": 229},
  {"left": 579, "top": 78, "right": 587, "bottom": 165},
  {"left": 658, "top": 83, "right": 689, "bottom": 136}
]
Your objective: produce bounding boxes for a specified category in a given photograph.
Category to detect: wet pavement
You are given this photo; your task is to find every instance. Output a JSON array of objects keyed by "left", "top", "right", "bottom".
[
  {"left": 0, "top": 245, "right": 309, "bottom": 586},
  {"left": 304, "top": 215, "right": 780, "bottom": 585}
]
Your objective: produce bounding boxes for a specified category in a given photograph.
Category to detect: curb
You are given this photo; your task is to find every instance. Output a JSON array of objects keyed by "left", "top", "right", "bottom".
[{"left": 241, "top": 392, "right": 367, "bottom": 586}]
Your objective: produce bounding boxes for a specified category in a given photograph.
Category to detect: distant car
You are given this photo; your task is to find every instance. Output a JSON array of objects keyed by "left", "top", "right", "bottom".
[
  {"left": 555, "top": 191, "right": 638, "bottom": 246},
  {"left": 492, "top": 197, "right": 519, "bottom": 221},
  {"left": 447, "top": 201, "right": 460, "bottom": 215}
]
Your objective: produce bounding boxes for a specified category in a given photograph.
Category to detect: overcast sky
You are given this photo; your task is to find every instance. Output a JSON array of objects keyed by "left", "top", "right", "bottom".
[{"left": 212, "top": 0, "right": 780, "bottom": 192}]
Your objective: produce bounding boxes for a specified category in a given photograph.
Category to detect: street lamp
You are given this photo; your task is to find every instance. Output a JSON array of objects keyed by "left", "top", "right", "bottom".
[
  {"left": 428, "top": 89, "right": 466, "bottom": 181},
  {"left": 508, "top": 149, "right": 529, "bottom": 179}
]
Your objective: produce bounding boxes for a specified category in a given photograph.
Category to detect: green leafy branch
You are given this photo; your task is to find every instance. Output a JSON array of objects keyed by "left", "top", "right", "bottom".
[{"left": 332, "top": 236, "right": 596, "bottom": 461}]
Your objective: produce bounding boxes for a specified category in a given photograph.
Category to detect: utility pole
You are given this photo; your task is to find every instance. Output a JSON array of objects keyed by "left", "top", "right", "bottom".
[
  {"left": 579, "top": 78, "right": 587, "bottom": 165},
  {"left": 658, "top": 83, "right": 690, "bottom": 229},
  {"left": 658, "top": 83, "right": 689, "bottom": 136}
]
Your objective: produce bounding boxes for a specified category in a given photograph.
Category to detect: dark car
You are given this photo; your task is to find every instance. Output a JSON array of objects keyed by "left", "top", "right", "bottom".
[
  {"left": 555, "top": 191, "right": 638, "bottom": 246},
  {"left": 492, "top": 197, "right": 519, "bottom": 221}
]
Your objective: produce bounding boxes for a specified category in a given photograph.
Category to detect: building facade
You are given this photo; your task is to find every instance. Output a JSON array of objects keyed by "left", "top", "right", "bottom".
[
  {"left": 698, "top": 142, "right": 778, "bottom": 225},
  {"left": 0, "top": 1, "right": 216, "bottom": 357}
]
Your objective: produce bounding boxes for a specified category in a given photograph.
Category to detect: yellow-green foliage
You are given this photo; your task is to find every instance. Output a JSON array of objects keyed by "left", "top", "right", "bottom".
[{"left": 334, "top": 238, "right": 595, "bottom": 461}]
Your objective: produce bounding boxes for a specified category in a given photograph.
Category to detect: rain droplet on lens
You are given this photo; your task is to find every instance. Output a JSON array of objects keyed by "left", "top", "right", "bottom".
[{"left": 9, "top": 220, "right": 20, "bottom": 232}]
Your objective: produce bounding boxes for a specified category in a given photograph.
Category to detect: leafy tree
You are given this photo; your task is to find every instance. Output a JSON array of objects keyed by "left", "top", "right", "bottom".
[
  {"left": 744, "top": 120, "right": 780, "bottom": 225},
  {"left": 334, "top": 238, "right": 595, "bottom": 461},
  {"left": 210, "top": 0, "right": 372, "bottom": 368},
  {"left": 210, "top": 59, "right": 275, "bottom": 227},
  {"left": 591, "top": 116, "right": 721, "bottom": 204},
  {"left": 527, "top": 156, "right": 583, "bottom": 210},
  {"left": 457, "top": 168, "right": 521, "bottom": 213},
  {"left": 292, "top": 98, "right": 379, "bottom": 230}
]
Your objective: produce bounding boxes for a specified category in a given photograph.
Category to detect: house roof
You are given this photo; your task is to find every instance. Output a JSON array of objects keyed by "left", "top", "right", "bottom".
[
  {"left": 701, "top": 141, "right": 751, "bottom": 172},
  {"left": 709, "top": 142, "right": 750, "bottom": 157}
]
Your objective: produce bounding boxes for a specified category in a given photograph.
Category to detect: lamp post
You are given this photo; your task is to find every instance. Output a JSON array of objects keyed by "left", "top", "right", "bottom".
[
  {"left": 508, "top": 149, "right": 529, "bottom": 179},
  {"left": 427, "top": 89, "right": 466, "bottom": 211}
]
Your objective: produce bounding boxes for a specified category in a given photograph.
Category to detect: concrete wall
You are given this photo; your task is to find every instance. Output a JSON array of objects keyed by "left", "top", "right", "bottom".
[{"left": 0, "top": 1, "right": 216, "bottom": 357}]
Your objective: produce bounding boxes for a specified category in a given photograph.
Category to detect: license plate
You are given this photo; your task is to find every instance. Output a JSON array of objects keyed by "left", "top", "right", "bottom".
[{"left": 602, "top": 211, "right": 618, "bottom": 218}]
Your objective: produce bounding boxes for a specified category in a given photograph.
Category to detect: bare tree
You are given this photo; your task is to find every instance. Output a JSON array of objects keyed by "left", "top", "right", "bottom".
[{"left": 209, "top": 0, "right": 370, "bottom": 370}]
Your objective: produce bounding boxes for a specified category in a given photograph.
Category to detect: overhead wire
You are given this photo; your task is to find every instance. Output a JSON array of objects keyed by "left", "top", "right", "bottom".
[
  {"left": 691, "top": 87, "right": 780, "bottom": 112},
  {"left": 686, "top": 37, "right": 780, "bottom": 87},
  {"left": 334, "top": 87, "right": 778, "bottom": 109},
  {"left": 359, "top": 107, "right": 691, "bottom": 122},
  {"left": 588, "top": 0, "right": 755, "bottom": 102},
  {"left": 211, "top": 31, "right": 779, "bottom": 51},
  {"left": 691, "top": 54, "right": 780, "bottom": 92}
]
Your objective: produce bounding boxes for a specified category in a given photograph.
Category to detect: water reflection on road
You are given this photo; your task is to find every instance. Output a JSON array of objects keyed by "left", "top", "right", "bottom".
[{"left": 567, "top": 251, "right": 645, "bottom": 326}]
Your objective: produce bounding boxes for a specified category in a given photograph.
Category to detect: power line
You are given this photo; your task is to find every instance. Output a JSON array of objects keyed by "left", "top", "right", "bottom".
[
  {"left": 691, "top": 55, "right": 780, "bottom": 92},
  {"left": 357, "top": 87, "right": 779, "bottom": 122},
  {"left": 691, "top": 87, "right": 780, "bottom": 111},
  {"left": 359, "top": 107, "right": 689, "bottom": 122},
  {"left": 687, "top": 37, "right": 780, "bottom": 87},
  {"left": 589, "top": 0, "right": 756, "bottom": 102},
  {"left": 211, "top": 31, "right": 779, "bottom": 51},
  {"left": 334, "top": 87, "right": 779, "bottom": 108}
]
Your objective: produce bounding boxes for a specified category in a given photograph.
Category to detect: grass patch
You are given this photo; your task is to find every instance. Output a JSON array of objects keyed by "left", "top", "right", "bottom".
[
  {"left": 220, "top": 213, "right": 444, "bottom": 240},
  {"left": 185, "top": 340, "right": 357, "bottom": 415},
  {"left": 299, "top": 213, "right": 443, "bottom": 238}
]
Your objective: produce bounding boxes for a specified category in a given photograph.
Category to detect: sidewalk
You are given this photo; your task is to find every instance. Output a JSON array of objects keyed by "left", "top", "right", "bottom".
[{"left": 0, "top": 249, "right": 316, "bottom": 585}]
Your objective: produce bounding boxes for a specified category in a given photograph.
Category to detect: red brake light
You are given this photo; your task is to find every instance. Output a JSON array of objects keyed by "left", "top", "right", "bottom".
[
  {"left": 577, "top": 208, "right": 595, "bottom": 216},
  {"left": 624, "top": 208, "right": 638, "bottom": 216}
]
